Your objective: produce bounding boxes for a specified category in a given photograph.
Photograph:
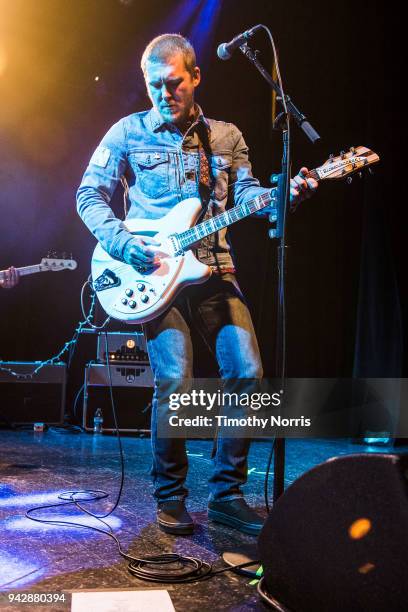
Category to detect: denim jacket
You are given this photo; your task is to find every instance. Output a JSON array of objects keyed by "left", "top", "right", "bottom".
[{"left": 76, "top": 106, "right": 270, "bottom": 270}]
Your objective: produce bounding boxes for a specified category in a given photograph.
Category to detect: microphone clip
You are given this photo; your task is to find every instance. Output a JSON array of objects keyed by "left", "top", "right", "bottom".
[{"left": 217, "top": 24, "right": 263, "bottom": 61}]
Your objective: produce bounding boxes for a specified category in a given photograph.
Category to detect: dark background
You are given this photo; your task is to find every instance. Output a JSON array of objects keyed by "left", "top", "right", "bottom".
[{"left": 0, "top": 0, "right": 401, "bottom": 417}]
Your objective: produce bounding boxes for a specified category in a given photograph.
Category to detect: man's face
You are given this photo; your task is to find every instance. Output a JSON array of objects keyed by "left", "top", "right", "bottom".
[{"left": 145, "top": 52, "right": 201, "bottom": 127}]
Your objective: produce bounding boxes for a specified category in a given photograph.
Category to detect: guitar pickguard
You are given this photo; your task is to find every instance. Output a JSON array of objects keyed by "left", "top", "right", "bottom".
[{"left": 93, "top": 268, "right": 121, "bottom": 292}]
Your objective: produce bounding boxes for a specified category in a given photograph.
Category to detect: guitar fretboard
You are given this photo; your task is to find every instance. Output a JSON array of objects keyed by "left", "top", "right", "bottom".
[
  {"left": 0, "top": 265, "right": 42, "bottom": 280},
  {"left": 177, "top": 189, "right": 277, "bottom": 250},
  {"left": 175, "top": 164, "right": 326, "bottom": 251}
]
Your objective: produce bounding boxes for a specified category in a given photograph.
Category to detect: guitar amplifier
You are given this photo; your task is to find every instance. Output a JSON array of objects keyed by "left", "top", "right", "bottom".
[
  {"left": 82, "top": 363, "right": 153, "bottom": 433},
  {"left": 0, "top": 361, "right": 66, "bottom": 425},
  {"left": 96, "top": 331, "right": 149, "bottom": 364},
  {"left": 85, "top": 363, "right": 154, "bottom": 387}
]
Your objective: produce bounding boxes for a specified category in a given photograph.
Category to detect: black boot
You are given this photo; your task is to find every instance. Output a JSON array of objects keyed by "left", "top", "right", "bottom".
[
  {"left": 157, "top": 500, "right": 194, "bottom": 535},
  {"left": 208, "top": 498, "right": 264, "bottom": 535}
]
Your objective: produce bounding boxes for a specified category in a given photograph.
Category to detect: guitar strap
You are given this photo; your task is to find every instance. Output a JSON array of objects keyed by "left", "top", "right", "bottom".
[
  {"left": 198, "top": 127, "right": 215, "bottom": 210},
  {"left": 197, "top": 131, "right": 217, "bottom": 260}
]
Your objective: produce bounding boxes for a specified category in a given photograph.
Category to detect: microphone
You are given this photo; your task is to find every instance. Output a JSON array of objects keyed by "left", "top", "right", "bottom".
[{"left": 217, "top": 24, "right": 263, "bottom": 61}]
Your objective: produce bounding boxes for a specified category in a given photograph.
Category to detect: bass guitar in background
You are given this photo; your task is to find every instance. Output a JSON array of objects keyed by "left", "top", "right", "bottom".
[
  {"left": 0, "top": 254, "right": 77, "bottom": 289},
  {"left": 91, "top": 146, "right": 379, "bottom": 324}
]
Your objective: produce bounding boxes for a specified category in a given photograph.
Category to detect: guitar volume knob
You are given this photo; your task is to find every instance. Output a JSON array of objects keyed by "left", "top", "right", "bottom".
[
  {"left": 141, "top": 294, "right": 149, "bottom": 304},
  {"left": 137, "top": 283, "right": 145, "bottom": 292},
  {"left": 125, "top": 288, "right": 134, "bottom": 297},
  {"left": 128, "top": 300, "right": 137, "bottom": 309}
]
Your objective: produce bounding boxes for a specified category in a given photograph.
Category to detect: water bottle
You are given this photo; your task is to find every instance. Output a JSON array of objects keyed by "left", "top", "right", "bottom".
[{"left": 93, "top": 407, "right": 103, "bottom": 434}]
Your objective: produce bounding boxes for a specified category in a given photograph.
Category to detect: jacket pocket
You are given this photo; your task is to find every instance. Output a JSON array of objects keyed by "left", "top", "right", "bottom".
[{"left": 130, "top": 151, "right": 170, "bottom": 199}]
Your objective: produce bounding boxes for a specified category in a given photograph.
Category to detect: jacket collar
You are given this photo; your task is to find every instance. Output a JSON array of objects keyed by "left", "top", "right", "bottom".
[{"left": 148, "top": 104, "right": 211, "bottom": 133}]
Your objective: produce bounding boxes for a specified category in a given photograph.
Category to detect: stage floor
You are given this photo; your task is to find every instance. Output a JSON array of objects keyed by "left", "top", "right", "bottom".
[{"left": 0, "top": 431, "right": 405, "bottom": 610}]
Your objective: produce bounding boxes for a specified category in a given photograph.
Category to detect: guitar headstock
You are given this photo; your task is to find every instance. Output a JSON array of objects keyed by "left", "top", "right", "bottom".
[
  {"left": 316, "top": 146, "right": 379, "bottom": 182},
  {"left": 40, "top": 254, "right": 78, "bottom": 272}
]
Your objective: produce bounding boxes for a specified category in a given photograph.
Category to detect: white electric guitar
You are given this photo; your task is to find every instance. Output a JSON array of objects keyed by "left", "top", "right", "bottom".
[
  {"left": 0, "top": 255, "right": 77, "bottom": 284},
  {"left": 91, "top": 146, "right": 379, "bottom": 324}
]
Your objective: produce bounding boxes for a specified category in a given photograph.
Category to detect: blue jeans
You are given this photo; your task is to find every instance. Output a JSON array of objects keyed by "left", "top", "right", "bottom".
[{"left": 143, "top": 273, "right": 263, "bottom": 503}]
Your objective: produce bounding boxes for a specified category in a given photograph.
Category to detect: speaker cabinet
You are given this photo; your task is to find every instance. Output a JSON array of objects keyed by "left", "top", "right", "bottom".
[
  {"left": 0, "top": 362, "right": 66, "bottom": 425},
  {"left": 258, "top": 453, "right": 408, "bottom": 612},
  {"left": 82, "top": 363, "right": 153, "bottom": 433}
]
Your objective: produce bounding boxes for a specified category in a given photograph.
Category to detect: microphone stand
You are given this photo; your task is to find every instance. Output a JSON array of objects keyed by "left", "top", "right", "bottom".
[
  {"left": 239, "top": 43, "right": 320, "bottom": 504},
  {"left": 222, "top": 39, "right": 320, "bottom": 581},
  {"left": 239, "top": 44, "right": 320, "bottom": 144}
]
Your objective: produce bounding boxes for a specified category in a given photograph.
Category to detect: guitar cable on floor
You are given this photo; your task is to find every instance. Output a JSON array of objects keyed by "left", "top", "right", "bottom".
[{"left": 20, "top": 328, "right": 261, "bottom": 587}]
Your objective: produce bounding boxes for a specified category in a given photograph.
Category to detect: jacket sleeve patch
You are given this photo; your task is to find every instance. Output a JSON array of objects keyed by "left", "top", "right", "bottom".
[{"left": 90, "top": 146, "right": 111, "bottom": 168}]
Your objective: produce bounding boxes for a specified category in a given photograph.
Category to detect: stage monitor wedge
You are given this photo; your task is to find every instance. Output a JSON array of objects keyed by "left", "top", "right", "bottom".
[{"left": 258, "top": 453, "right": 408, "bottom": 612}]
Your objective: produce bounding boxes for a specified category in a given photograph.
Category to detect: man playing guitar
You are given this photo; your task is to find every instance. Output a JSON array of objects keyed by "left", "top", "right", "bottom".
[{"left": 77, "top": 34, "right": 318, "bottom": 536}]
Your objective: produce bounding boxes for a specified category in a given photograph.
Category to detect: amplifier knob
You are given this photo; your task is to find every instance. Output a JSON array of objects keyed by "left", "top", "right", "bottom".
[
  {"left": 128, "top": 300, "right": 137, "bottom": 309},
  {"left": 137, "top": 283, "right": 146, "bottom": 291},
  {"left": 121, "top": 298, "right": 128, "bottom": 305},
  {"left": 141, "top": 294, "right": 149, "bottom": 303},
  {"left": 125, "top": 288, "right": 134, "bottom": 297}
]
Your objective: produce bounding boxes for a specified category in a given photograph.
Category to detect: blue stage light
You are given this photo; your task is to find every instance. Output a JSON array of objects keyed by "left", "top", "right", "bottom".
[
  {"left": 158, "top": 0, "right": 222, "bottom": 68},
  {"left": 189, "top": 0, "right": 222, "bottom": 64},
  {"left": 0, "top": 490, "right": 69, "bottom": 508},
  {"left": 4, "top": 514, "right": 122, "bottom": 532},
  {"left": 363, "top": 436, "right": 391, "bottom": 445},
  {"left": 0, "top": 552, "right": 44, "bottom": 590}
]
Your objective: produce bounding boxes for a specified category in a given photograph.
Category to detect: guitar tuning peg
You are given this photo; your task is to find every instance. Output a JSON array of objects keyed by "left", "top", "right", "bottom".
[
  {"left": 350, "top": 146, "right": 356, "bottom": 154},
  {"left": 340, "top": 150, "right": 346, "bottom": 159},
  {"left": 368, "top": 167, "right": 374, "bottom": 175},
  {"left": 329, "top": 153, "right": 334, "bottom": 161},
  {"left": 358, "top": 172, "right": 363, "bottom": 179},
  {"left": 347, "top": 176, "right": 353, "bottom": 185}
]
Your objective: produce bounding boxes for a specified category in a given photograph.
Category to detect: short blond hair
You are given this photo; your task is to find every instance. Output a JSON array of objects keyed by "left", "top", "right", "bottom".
[{"left": 141, "top": 33, "right": 197, "bottom": 77}]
